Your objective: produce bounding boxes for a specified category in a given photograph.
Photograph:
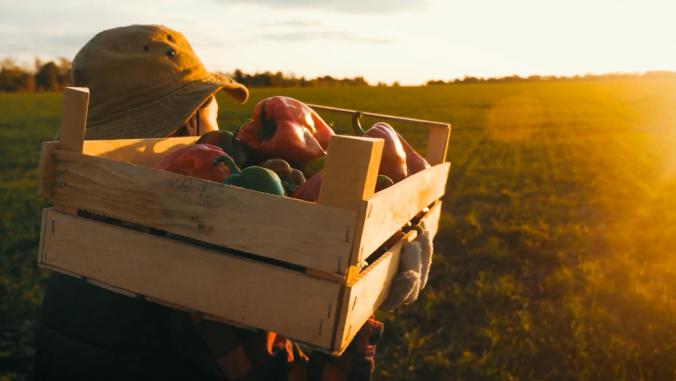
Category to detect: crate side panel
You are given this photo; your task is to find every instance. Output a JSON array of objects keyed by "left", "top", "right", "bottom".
[
  {"left": 40, "top": 209, "right": 340, "bottom": 349},
  {"left": 51, "top": 151, "right": 356, "bottom": 274},
  {"left": 355, "top": 163, "right": 449, "bottom": 264},
  {"left": 333, "top": 202, "right": 444, "bottom": 352},
  {"left": 333, "top": 232, "right": 414, "bottom": 353}
]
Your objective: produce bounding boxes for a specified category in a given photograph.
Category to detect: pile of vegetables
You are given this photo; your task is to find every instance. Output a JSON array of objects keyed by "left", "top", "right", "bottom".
[{"left": 155, "top": 96, "right": 430, "bottom": 200}]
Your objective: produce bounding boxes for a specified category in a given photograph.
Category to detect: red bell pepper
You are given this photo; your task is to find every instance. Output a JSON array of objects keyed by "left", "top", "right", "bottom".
[
  {"left": 398, "top": 132, "right": 431, "bottom": 175},
  {"left": 291, "top": 170, "right": 323, "bottom": 202},
  {"left": 155, "top": 144, "right": 233, "bottom": 183},
  {"left": 352, "top": 113, "right": 430, "bottom": 182},
  {"left": 237, "top": 96, "right": 334, "bottom": 163},
  {"left": 291, "top": 171, "right": 393, "bottom": 202}
]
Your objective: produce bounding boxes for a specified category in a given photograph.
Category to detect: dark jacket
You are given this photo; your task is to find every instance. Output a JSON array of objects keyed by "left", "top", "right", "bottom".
[
  {"left": 35, "top": 273, "right": 382, "bottom": 381},
  {"left": 35, "top": 273, "right": 224, "bottom": 380}
]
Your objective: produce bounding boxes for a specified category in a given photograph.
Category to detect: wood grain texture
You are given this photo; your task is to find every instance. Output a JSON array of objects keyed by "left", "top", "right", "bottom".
[
  {"left": 419, "top": 201, "right": 443, "bottom": 238},
  {"left": 39, "top": 208, "right": 341, "bottom": 349},
  {"left": 38, "top": 142, "right": 58, "bottom": 199},
  {"left": 82, "top": 136, "right": 197, "bottom": 167},
  {"left": 333, "top": 231, "right": 417, "bottom": 353},
  {"left": 41, "top": 136, "right": 196, "bottom": 176},
  {"left": 59, "top": 87, "right": 89, "bottom": 154},
  {"left": 425, "top": 124, "right": 451, "bottom": 165},
  {"left": 355, "top": 163, "right": 450, "bottom": 264},
  {"left": 319, "top": 135, "right": 384, "bottom": 211},
  {"left": 50, "top": 150, "right": 357, "bottom": 274}
]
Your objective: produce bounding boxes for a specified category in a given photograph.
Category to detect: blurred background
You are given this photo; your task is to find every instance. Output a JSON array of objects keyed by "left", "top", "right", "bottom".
[{"left": 1, "top": 0, "right": 675, "bottom": 380}]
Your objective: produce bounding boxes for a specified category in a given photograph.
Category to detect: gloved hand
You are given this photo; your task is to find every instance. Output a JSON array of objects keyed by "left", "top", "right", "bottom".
[
  {"left": 342, "top": 318, "right": 384, "bottom": 375},
  {"left": 380, "top": 225, "right": 434, "bottom": 311},
  {"left": 307, "top": 318, "right": 383, "bottom": 381}
]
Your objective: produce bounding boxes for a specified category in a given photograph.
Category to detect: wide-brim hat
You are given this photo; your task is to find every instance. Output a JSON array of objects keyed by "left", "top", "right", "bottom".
[{"left": 71, "top": 25, "right": 249, "bottom": 139}]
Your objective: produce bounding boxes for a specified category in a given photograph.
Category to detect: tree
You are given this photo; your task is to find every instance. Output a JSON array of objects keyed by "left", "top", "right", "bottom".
[
  {"left": 56, "top": 57, "right": 72, "bottom": 87},
  {"left": 1, "top": 57, "right": 19, "bottom": 71},
  {"left": 233, "top": 69, "right": 244, "bottom": 83},
  {"left": 0, "top": 68, "right": 34, "bottom": 92},
  {"left": 35, "top": 62, "right": 60, "bottom": 91}
]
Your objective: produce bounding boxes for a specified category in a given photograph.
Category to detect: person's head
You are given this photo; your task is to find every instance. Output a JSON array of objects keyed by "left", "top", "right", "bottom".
[
  {"left": 169, "top": 94, "right": 220, "bottom": 137},
  {"left": 71, "top": 24, "right": 248, "bottom": 139}
]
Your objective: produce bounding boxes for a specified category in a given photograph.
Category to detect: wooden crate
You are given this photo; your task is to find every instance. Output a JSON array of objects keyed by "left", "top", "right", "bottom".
[{"left": 37, "top": 87, "right": 451, "bottom": 354}]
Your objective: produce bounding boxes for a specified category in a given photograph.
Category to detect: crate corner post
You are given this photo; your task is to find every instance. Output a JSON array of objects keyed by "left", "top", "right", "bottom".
[
  {"left": 54, "top": 87, "right": 90, "bottom": 215},
  {"left": 425, "top": 123, "right": 451, "bottom": 165},
  {"left": 318, "top": 135, "right": 384, "bottom": 211},
  {"left": 318, "top": 135, "right": 384, "bottom": 271},
  {"left": 60, "top": 86, "right": 90, "bottom": 154}
]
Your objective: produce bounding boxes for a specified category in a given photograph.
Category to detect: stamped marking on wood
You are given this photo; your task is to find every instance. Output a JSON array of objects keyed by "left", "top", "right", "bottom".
[{"left": 167, "top": 177, "right": 216, "bottom": 206}]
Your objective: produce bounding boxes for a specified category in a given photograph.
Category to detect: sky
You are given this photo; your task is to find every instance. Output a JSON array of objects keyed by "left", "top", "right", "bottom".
[{"left": 0, "top": 0, "right": 675, "bottom": 85}]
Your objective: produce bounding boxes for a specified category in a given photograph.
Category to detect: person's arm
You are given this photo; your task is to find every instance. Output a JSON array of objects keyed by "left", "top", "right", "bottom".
[
  {"left": 294, "top": 318, "right": 383, "bottom": 381},
  {"left": 192, "top": 314, "right": 383, "bottom": 381}
]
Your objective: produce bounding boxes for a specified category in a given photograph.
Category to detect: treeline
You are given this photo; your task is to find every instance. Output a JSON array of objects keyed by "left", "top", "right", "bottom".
[
  {"left": 0, "top": 57, "right": 372, "bottom": 92},
  {"left": 0, "top": 58, "right": 71, "bottom": 92},
  {"left": 425, "top": 71, "right": 676, "bottom": 85},
  {"left": 229, "top": 69, "right": 369, "bottom": 87},
  {"left": 3, "top": 56, "right": 675, "bottom": 92}
]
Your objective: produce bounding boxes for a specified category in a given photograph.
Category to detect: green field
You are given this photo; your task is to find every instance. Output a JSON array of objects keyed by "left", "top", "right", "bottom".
[{"left": 1, "top": 79, "right": 675, "bottom": 380}]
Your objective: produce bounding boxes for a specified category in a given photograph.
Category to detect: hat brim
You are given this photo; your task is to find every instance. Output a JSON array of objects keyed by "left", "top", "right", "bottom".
[{"left": 85, "top": 73, "right": 249, "bottom": 140}]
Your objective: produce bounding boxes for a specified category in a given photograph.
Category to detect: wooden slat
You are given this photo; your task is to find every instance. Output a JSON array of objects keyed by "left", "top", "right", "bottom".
[
  {"left": 50, "top": 150, "right": 357, "bottom": 274},
  {"left": 38, "top": 142, "right": 58, "bottom": 199},
  {"left": 42, "top": 137, "right": 201, "bottom": 169},
  {"left": 354, "top": 163, "right": 450, "bottom": 264},
  {"left": 307, "top": 104, "right": 450, "bottom": 129},
  {"left": 425, "top": 125, "right": 451, "bottom": 165},
  {"left": 40, "top": 136, "right": 203, "bottom": 201},
  {"left": 332, "top": 231, "right": 417, "bottom": 353},
  {"left": 59, "top": 87, "right": 89, "bottom": 154},
  {"left": 319, "top": 135, "right": 384, "bottom": 211},
  {"left": 51, "top": 87, "right": 89, "bottom": 215},
  {"left": 83, "top": 136, "right": 197, "bottom": 167},
  {"left": 419, "top": 201, "right": 443, "bottom": 238},
  {"left": 39, "top": 208, "right": 340, "bottom": 349}
]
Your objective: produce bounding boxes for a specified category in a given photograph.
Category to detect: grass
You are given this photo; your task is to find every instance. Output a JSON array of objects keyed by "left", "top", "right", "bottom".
[{"left": 1, "top": 78, "right": 675, "bottom": 380}]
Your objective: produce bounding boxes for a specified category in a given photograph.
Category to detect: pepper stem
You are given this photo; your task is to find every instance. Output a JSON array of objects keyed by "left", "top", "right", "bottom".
[
  {"left": 232, "top": 119, "right": 250, "bottom": 137},
  {"left": 213, "top": 155, "right": 241, "bottom": 175},
  {"left": 352, "top": 111, "right": 366, "bottom": 136}
]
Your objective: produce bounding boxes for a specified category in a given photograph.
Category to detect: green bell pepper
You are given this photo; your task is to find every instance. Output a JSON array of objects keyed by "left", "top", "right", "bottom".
[{"left": 214, "top": 155, "right": 286, "bottom": 196}]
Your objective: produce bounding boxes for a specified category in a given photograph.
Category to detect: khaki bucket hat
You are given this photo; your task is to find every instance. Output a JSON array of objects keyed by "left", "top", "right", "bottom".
[{"left": 72, "top": 24, "right": 249, "bottom": 139}]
